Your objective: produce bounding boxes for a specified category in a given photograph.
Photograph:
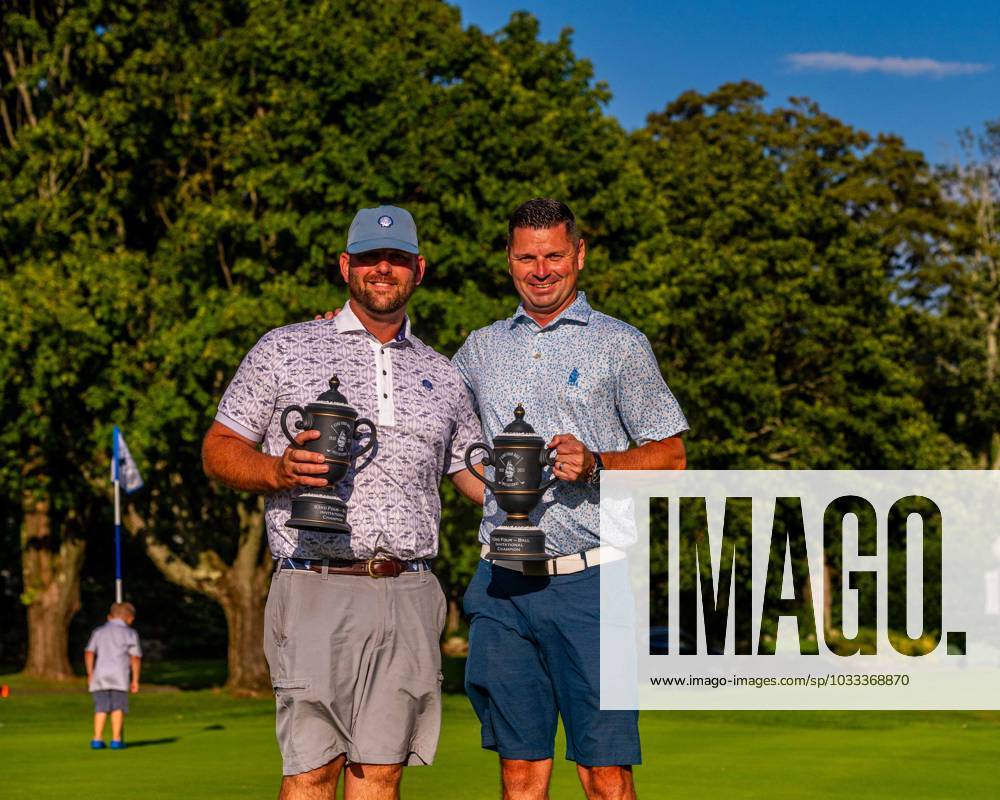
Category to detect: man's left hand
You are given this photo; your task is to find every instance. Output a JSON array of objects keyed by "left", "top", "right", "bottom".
[{"left": 547, "top": 433, "right": 596, "bottom": 483}]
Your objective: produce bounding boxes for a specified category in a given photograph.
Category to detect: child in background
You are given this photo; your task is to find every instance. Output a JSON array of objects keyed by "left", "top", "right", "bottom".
[{"left": 85, "top": 602, "right": 142, "bottom": 750}]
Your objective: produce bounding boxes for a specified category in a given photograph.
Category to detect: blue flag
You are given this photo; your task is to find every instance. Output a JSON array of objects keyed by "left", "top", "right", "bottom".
[{"left": 112, "top": 427, "right": 144, "bottom": 494}]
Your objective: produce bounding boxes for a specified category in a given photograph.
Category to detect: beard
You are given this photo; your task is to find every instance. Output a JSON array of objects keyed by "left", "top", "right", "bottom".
[{"left": 348, "top": 270, "right": 416, "bottom": 314}]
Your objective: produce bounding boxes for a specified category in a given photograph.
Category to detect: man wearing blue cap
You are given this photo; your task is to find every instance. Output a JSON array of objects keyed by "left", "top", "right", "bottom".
[{"left": 203, "top": 206, "right": 485, "bottom": 800}]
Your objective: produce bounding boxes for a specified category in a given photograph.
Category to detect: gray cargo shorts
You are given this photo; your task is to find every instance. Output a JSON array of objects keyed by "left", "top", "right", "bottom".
[{"left": 263, "top": 564, "right": 447, "bottom": 776}]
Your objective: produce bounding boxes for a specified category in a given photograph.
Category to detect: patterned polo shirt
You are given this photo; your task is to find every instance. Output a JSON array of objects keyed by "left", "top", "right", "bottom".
[
  {"left": 453, "top": 291, "right": 688, "bottom": 556},
  {"left": 216, "top": 301, "right": 483, "bottom": 561}
]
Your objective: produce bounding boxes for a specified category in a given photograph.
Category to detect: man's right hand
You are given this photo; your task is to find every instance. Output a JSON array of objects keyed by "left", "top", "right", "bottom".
[{"left": 273, "top": 429, "right": 331, "bottom": 490}]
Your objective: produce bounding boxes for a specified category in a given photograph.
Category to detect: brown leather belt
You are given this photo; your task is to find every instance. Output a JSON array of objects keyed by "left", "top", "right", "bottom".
[{"left": 278, "top": 557, "right": 426, "bottom": 578}]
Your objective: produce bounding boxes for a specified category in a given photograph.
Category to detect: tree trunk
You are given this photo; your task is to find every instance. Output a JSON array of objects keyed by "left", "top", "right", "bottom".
[
  {"left": 445, "top": 595, "right": 461, "bottom": 636},
  {"left": 127, "top": 497, "right": 272, "bottom": 694},
  {"left": 218, "top": 579, "right": 269, "bottom": 695},
  {"left": 220, "top": 498, "right": 272, "bottom": 695},
  {"left": 20, "top": 493, "right": 85, "bottom": 680}
]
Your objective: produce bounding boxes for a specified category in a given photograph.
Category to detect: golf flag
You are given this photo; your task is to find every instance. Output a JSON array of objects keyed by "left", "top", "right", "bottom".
[
  {"left": 111, "top": 426, "right": 143, "bottom": 603},
  {"left": 112, "top": 427, "right": 144, "bottom": 494}
]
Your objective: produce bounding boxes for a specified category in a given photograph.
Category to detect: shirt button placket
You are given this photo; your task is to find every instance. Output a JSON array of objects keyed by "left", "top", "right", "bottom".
[
  {"left": 375, "top": 343, "right": 395, "bottom": 426},
  {"left": 382, "top": 349, "right": 389, "bottom": 399},
  {"left": 530, "top": 330, "right": 548, "bottom": 433}
]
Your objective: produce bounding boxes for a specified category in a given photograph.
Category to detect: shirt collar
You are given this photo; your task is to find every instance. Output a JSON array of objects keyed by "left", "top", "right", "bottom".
[
  {"left": 108, "top": 619, "right": 128, "bottom": 627},
  {"left": 510, "top": 291, "right": 592, "bottom": 330},
  {"left": 335, "top": 300, "right": 412, "bottom": 344}
]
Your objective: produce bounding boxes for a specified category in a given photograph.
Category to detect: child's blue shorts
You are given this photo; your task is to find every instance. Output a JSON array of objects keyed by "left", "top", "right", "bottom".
[
  {"left": 92, "top": 690, "right": 129, "bottom": 713},
  {"left": 463, "top": 559, "right": 641, "bottom": 766}
]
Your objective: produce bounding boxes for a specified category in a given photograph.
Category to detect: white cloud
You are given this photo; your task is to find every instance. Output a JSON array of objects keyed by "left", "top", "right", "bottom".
[{"left": 784, "top": 51, "right": 992, "bottom": 78}]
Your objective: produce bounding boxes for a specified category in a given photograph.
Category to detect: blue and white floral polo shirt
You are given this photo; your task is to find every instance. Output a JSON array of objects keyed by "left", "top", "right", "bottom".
[{"left": 453, "top": 291, "right": 688, "bottom": 556}]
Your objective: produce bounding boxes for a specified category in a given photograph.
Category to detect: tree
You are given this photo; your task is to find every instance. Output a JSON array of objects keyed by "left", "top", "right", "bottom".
[
  {"left": 4, "top": 3, "right": 977, "bottom": 673},
  {"left": 0, "top": 0, "right": 292, "bottom": 688},
  {"left": 618, "top": 82, "right": 964, "bottom": 471},
  {"left": 0, "top": 1, "right": 168, "bottom": 678},
  {"left": 113, "top": 1, "right": 650, "bottom": 642},
  {"left": 911, "top": 124, "right": 1000, "bottom": 471},
  {"left": 614, "top": 83, "right": 968, "bottom": 639},
  {"left": 2, "top": 0, "right": 646, "bottom": 687}
]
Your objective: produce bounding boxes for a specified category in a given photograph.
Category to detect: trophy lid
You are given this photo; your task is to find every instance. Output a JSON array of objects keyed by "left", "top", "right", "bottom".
[
  {"left": 317, "top": 376, "right": 349, "bottom": 404},
  {"left": 497, "top": 405, "right": 543, "bottom": 440}
]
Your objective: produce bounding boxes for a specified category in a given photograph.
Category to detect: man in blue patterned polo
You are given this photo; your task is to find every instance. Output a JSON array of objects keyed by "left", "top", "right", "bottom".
[{"left": 454, "top": 198, "right": 688, "bottom": 800}]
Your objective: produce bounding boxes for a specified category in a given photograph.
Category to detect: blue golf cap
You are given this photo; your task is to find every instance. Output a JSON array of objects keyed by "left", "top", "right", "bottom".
[{"left": 346, "top": 205, "right": 419, "bottom": 255}]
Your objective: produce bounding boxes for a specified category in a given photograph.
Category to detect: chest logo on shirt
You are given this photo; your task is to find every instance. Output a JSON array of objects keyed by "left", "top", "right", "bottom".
[
  {"left": 422, "top": 378, "right": 433, "bottom": 391},
  {"left": 568, "top": 368, "right": 579, "bottom": 387}
]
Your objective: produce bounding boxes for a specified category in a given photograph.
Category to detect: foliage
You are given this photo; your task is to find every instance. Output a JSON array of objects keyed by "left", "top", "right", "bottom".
[
  {"left": 610, "top": 82, "right": 968, "bottom": 471},
  {"left": 0, "top": 0, "right": 651, "bottom": 668},
  {"left": 622, "top": 84, "right": 979, "bottom": 631},
  {"left": 1, "top": 2, "right": 994, "bottom": 672},
  {"left": 908, "top": 125, "right": 1000, "bottom": 470}
]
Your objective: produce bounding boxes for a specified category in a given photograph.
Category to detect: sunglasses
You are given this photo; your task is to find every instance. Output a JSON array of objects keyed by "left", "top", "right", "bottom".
[{"left": 349, "top": 249, "right": 416, "bottom": 268}]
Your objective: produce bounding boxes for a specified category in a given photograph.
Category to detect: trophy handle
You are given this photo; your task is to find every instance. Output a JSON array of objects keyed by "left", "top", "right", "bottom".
[
  {"left": 280, "top": 405, "right": 308, "bottom": 445},
  {"left": 352, "top": 418, "right": 377, "bottom": 458},
  {"left": 465, "top": 443, "right": 499, "bottom": 492},
  {"left": 538, "top": 447, "right": 559, "bottom": 491}
]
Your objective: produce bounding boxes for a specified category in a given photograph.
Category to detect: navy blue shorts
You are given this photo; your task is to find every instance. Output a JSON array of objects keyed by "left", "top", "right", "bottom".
[
  {"left": 92, "top": 690, "right": 129, "bottom": 713},
  {"left": 463, "top": 559, "right": 640, "bottom": 766}
]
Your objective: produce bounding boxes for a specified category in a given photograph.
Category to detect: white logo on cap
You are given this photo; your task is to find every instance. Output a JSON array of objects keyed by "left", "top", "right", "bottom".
[{"left": 377, "top": 215, "right": 393, "bottom": 228}]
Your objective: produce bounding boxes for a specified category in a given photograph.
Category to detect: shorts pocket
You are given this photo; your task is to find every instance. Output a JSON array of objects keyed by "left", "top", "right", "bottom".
[{"left": 272, "top": 678, "right": 310, "bottom": 691}]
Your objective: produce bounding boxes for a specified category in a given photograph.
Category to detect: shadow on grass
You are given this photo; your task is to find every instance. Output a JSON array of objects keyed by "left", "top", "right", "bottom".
[{"left": 123, "top": 738, "right": 179, "bottom": 748}]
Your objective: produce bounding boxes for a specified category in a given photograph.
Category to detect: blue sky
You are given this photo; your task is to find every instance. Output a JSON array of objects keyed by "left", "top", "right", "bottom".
[{"left": 456, "top": 0, "right": 999, "bottom": 164}]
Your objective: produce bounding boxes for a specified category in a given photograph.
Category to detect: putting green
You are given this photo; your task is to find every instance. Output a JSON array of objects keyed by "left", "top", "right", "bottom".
[{"left": 0, "top": 674, "right": 997, "bottom": 798}]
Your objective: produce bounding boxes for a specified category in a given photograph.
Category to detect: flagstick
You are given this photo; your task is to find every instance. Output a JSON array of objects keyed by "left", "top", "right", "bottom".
[
  {"left": 114, "top": 477, "right": 123, "bottom": 604},
  {"left": 113, "top": 426, "right": 123, "bottom": 604}
]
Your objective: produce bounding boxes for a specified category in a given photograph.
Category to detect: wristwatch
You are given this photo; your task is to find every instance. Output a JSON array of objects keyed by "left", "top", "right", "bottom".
[{"left": 587, "top": 451, "right": 604, "bottom": 486}]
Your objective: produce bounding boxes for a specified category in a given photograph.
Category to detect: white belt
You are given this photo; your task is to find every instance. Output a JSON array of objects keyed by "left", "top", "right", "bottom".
[{"left": 481, "top": 544, "right": 625, "bottom": 575}]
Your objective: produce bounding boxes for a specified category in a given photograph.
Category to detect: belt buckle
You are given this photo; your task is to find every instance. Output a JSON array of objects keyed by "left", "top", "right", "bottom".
[{"left": 366, "top": 556, "right": 390, "bottom": 579}]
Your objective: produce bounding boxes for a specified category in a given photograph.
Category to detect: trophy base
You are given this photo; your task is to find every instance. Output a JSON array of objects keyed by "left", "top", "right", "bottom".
[
  {"left": 285, "top": 490, "right": 352, "bottom": 534},
  {"left": 485, "top": 525, "right": 549, "bottom": 561}
]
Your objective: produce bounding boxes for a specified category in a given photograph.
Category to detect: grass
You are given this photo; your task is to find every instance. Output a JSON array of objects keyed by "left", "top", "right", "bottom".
[
  {"left": 139, "top": 659, "right": 229, "bottom": 690},
  {"left": 1, "top": 670, "right": 998, "bottom": 799},
  {"left": 5, "top": 657, "right": 465, "bottom": 693}
]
